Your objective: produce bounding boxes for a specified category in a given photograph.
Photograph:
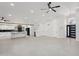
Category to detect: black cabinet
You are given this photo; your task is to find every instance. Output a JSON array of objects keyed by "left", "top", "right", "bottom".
[
  {"left": 26, "top": 28, "right": 30, "bottom": 36},
  {"left": 66, "top": 25, "right": 76, "bottom": 38}
]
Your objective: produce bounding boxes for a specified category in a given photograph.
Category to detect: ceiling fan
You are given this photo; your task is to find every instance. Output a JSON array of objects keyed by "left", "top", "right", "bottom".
[
  {"left": 0, "top": 17, "right": 9, "bottom": 22},
  {"left": 41, "top": 2, "right": 60, "bottom": 13}
]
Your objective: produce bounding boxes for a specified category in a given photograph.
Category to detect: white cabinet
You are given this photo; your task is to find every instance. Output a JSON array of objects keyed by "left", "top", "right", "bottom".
[
  {"left": 0, "top": 24, "right": 16, "bottom": 30},
  {"left": 0, "top": 32, "right": 11, "bottom": 39}
]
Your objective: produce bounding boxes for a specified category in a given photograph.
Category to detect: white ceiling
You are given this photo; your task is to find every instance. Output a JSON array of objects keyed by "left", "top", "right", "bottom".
[{"left": 0, "top": 2, "right": 79, "bottom": 24}]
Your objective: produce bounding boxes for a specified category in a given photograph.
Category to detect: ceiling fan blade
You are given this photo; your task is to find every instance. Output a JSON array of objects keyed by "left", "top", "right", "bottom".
[
  {"left": 0, "top": 17, "right": 4, "bottom": 20},
  {"left": 51, "top": 8, "right": 56, "bottom": 12},
  {"left": 52, "top": 5, "right": 60, "bottom": 8}
]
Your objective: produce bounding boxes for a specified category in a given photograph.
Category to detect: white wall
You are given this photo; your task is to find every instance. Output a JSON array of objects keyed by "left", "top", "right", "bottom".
[
  {"left": 36, "top": 18, "right": 66, "bottom": 38},
  {"left": 76, "top": 12, "right": 79, "bottom": 41}
]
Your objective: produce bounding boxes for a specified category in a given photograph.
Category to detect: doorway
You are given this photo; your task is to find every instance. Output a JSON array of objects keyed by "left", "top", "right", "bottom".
[{"left": 26, "top": 28, "right": 30, "bottom": 36}]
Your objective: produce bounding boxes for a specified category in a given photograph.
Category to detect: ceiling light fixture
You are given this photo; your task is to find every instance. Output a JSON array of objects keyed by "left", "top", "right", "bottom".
[
  {"left": 49, "top": 9, "right": 51, "bottom": 10},
  {"left": 8, "top": 14, "right": 12, "bottom": 17},
  {"left": 10, "top": 3, "right": 15, "bottom": 6},
  {"left": 42, "top": 14, "right": 45, "bottom": 16},
  {"left": 30, "top": 10, "right": 34, "bottom": 14}
]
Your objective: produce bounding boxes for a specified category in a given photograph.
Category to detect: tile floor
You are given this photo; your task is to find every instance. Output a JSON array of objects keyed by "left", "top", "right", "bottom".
[{"left": 0, "top": 36, "right": 79, "bottom": 56}]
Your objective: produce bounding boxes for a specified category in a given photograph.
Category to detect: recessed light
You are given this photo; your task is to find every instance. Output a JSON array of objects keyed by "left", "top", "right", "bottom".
[
  {"left": 42, "top": 14, "right": 45, "bottom": 16},
  {"left": 8, "top": 14, "right": 12, "bottom": 16},
  {"left": 10, "top": 3, "right": 15, "bottom": 6},
  {"left": 30, "top": 10, "right": 34, "bottom": 13}
]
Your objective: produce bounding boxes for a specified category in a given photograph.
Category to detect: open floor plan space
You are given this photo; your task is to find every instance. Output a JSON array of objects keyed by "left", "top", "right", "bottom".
[{"left": 0, "top": 2, "right": 79, "bottom": 56}]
